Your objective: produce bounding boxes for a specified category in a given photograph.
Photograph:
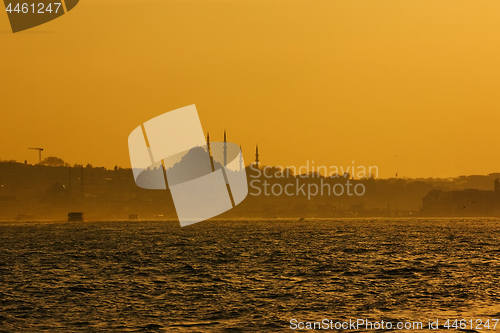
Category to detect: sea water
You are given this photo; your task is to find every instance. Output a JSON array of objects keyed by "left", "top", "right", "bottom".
[{"left": 1, "top": 218, "right": 499, "bottom": 332}]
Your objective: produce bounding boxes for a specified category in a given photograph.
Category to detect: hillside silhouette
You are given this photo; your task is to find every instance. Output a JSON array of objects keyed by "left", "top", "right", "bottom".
[{"left": 1, "top": 159, "right": 500, "bottom": 220}]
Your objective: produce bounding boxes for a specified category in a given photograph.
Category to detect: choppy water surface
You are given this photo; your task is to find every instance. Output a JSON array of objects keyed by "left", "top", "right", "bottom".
[{"left": 1, "top": 218, "right": 500, "bottom": 332}]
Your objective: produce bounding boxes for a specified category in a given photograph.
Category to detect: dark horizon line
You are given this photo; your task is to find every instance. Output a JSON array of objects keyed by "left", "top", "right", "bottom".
[{"left": 1, "top": 158, "right": 499, "bottom": 181}]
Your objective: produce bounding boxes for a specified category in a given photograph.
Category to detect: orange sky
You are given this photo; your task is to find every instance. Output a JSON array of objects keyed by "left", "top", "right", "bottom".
[{"left": 1, "top": 0, "right": 500, "bottom": 178}]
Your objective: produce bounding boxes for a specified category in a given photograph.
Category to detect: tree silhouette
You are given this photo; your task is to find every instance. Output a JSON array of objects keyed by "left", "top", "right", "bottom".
[{"left": 41, "top": 156, "right": 70, "bottom": 167}]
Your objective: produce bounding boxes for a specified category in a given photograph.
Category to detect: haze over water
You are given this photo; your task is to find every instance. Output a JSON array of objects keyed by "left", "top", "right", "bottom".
[{"left": 1, "top": 218, "right": 500, "bottom": 332}]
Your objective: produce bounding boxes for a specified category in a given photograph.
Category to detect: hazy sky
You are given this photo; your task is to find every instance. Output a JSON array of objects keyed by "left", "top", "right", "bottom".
[{"left": 1, "top": 0, "right": 500, "bottom": 178}]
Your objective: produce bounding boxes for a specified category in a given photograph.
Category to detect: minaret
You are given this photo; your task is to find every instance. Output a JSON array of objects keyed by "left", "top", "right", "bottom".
[
  {"left": 206, "top": 131, "right": 211, "bottom": 155},
  {"left": 239, "top": 145, "right": 243, "bottom": 171},
  {"left": 207, "top": 131, "right": 214, "bottom": 171},
  {"left": 223, "top": 130, "right": 227, "bottom": 166},
  {"left": 255, "top": 145, "right": 259, "bottom": 168}
]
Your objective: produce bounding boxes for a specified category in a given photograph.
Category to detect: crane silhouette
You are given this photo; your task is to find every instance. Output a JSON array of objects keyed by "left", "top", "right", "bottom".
[{"left": 28, "top": 148, "right": 43, "bottom": 164}]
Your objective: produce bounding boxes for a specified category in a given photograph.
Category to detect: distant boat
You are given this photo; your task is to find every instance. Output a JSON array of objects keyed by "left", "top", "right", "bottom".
[
  {"left": 68, "top": 212, "right": 84, "bottom": 222},
  {"left": 129, "top": 214, "right": 139, "bottom": 221}
]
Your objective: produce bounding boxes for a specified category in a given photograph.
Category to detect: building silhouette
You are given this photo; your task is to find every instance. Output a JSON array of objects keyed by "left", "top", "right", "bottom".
[{"left": 422, "top": 179, "right": 500, "bottom": 216}]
